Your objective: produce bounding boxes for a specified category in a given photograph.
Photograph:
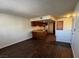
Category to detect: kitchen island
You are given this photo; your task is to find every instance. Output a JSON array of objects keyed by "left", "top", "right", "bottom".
[{"left": 32, "top": 30, "right": 47, "bottom": 40}]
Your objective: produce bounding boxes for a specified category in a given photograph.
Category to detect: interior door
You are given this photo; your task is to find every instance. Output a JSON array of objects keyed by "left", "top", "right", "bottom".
[
  {"left": 71, "top": 13, "right": 79, "bottom": 57},
  {"left": 72, "top": 18, "right": 76, "bottom": 42},
  {"left": 72, "top": 13, "right": 79, "bottom": 43}
]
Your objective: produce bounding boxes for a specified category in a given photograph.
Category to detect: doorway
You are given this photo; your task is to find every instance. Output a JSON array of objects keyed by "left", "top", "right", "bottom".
[
  {"left": 47, "top": 20, "right": 56, "bottom": 35},
  {"left": 53, "top": 21, "right": 55, "bottom": 35}
]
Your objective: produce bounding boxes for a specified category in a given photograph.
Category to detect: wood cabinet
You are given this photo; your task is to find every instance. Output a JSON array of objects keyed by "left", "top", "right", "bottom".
[
  {"left": 32, "top": 30, "right": 47, "bottom": 40},
  {"left": 31, "top": 21, "right": 47, "bottom": 26}
]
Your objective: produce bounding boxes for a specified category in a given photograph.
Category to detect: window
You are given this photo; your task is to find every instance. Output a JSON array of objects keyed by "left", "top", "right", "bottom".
[{"left": 57, "top": 21, "right": 63, "bottom": 30}]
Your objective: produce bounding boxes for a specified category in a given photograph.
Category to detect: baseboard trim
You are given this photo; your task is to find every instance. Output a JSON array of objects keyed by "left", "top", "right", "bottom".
[
  {"left": 56, "top": 41, "right": 71, "bottom": 48},
  {"left": 71, "top": 45, "right": 76, "bottom": 58},
  {"left": 0, "top": 34, "right": 32, "bottom": 49}
]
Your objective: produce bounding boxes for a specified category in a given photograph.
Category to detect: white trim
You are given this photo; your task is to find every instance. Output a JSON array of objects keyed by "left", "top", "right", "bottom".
[
  {"left": 0, "top": 34, "right": 32, "bottom": 49},
  {"left": 71, "top": 44, "right": 76, "bottom": 58}
]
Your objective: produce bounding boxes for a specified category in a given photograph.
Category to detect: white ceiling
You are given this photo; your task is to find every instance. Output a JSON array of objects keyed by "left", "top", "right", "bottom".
[{"left": 0, "top": 0, "right": 78, "bottom": 18}]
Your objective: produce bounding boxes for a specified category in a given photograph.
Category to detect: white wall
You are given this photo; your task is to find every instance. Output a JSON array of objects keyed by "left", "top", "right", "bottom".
[
  {"left": 71, "top": 1, "right": 79, "bottom": 58},
  {"left": 0, "top": 13, "right": 32, "bottom": 49},
  {"left": 56, "top": 17, "right": 72, "bottom": 43},
  {"left": 30, "top": 15, "right": 49, "bottom": 21},
  {"left": 30, "top": 15, "right": 55, "bottom": 21}
]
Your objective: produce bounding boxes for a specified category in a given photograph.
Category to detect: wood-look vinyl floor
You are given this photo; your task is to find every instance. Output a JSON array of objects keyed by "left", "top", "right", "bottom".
[{"left": 0, "top": 34, "right": 73, "bottom": 58}]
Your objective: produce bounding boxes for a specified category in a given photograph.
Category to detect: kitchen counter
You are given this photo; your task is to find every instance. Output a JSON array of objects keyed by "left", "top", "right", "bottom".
[{"left": 32, "top": 30, "right": 47, "bottom": 40}]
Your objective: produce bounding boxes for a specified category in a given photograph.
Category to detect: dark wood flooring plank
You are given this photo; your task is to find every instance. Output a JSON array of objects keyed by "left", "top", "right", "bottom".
[{"left": 0, "top": 34, "right": 73, "bottom": 58}]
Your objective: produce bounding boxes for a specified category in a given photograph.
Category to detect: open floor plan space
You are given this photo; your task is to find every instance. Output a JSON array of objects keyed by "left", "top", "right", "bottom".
[{"left": 0, "top": 0, "right": 79, "bottom": 58}]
